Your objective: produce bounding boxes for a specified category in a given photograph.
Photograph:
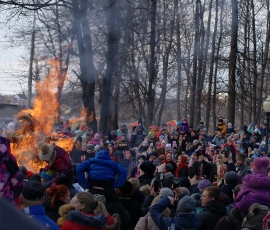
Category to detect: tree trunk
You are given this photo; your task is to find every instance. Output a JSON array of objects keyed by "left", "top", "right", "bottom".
[
  {"left": 56, "top": 5, "right": 71, "bottom": 122},
  {"left": 212, "top": 0, "right": 224, "bottom": 130},
  {"left": 205, "top": 0, "right": 218, "bottom": 129},
  {"left": 227, "top": 0, "right": 238, "bottom": 126},
  {"left": 250, "top": 0, "right": 258, "bottom": 123},
  {"left": 176, "top": 0, "right": 182, "bottom": 121},
  {"left": 255, "top": 2, "right": 270, "bottom": 123},
  {"left": 146, "top": 0, "right": 157, "bottom": 129},
  {"left": 72, "top": 0, "right": 97, "bottom": 133},
  {"left": 240, "top": 0, "right": 249, "bottom": 126},
  {"left": 190, "top": 0, "right": 200, "bottom": 127},
  {"left": 194, "top": 0, "right": 206, "bottom": 126},
  {"left": 100, "top": 0, "right": 117, "bottom": 134}
]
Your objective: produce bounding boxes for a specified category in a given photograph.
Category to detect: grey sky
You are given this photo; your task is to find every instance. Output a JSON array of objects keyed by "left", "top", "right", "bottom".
[{"left": 0, "top": 32, "right": 27, "bottom": 95}]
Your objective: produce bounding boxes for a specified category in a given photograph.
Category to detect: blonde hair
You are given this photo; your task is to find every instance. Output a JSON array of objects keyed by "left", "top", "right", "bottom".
[
  {"left": 151, "top": 195, "right": 170, "bottom": 217},
  {"left": 140, "top": 184, "right": 151, "bottom": 197},
  {"left": 75, "top": 192, "right": 100, "bottom": 214},
  {"left": 129, "top": 178, "right": 140, "bottom": 191},
  {"left": 94, "top": 201, "right": 108, "bottom": 217}
]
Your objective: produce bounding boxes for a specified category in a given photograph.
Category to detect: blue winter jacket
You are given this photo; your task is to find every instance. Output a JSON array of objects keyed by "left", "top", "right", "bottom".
[
  {"left": 21, "top": 205, "right": 59, "bottom": 230},
  {"left": 76, "top": 150, "right": 127, "bottom": 189},
  {"left": 150, "top": 196, "right": 201, "bottom": 230}
]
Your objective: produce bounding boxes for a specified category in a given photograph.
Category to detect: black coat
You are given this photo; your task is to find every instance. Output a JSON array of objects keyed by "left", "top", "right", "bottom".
[
  {"left": 106, "top": 201, "right": 132, "bottom": 230},
  {"left": 140, "top": 194, "right": 155, "bottom": 217},
  {"left": 130, "top": 190, "right": 145, "bottom": 206},
  {"left": 176, "top": 165, "right": 189, "bottom": 178},
  {"left": 119, "top": 197, "right": 141, "bottom": 229},
  {"left": 138, "top": 173, "right": 154, "bottom": 187},
  {"left": 43, "top": 198, "right": 66, "bottom": 222},
  {"left": 220, "top": 183, "right": 237, "bottom": 203},
  {"left": 89, "top": 187, "right": 132, "bottom": 230},
  {"left": 193, "top": 160, "right": 212, "bottom": 179},
  {"left": 198, "top": 200, "right": 227, "bottom": 230}
]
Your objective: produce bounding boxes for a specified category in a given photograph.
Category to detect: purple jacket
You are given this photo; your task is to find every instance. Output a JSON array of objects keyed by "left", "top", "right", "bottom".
[
  {"left": 234, "top": 173, "right": 270, "bottom": 214},
  {"left": 179, "top": 119, "right": 189, "bottom": 134},
  {"left": 0, "top": 137, "right": 24, "bottom": 204}
]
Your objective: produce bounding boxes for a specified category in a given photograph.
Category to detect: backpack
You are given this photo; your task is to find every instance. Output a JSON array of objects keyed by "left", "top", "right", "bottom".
[{"left": 262, "top": 210, "right": 270, "bottom": 230}]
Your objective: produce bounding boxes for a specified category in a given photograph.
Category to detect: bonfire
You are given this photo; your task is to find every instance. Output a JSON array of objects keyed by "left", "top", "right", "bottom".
[{"left": 8, "top": 60, "right": 74, "bottom": 173}]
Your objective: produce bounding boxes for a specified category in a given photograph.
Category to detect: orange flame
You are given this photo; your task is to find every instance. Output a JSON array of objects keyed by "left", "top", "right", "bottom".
[
  {"left": 10, "top": 60, "right": 73, "bottom": 173},
  {"left": 69, "top": 108, "right": 87, "bottom": 124}
]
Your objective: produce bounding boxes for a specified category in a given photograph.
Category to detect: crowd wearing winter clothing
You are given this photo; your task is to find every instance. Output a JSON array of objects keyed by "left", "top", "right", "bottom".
[{"left": 1, "top": 117, "right": 270, "bottom": 230}]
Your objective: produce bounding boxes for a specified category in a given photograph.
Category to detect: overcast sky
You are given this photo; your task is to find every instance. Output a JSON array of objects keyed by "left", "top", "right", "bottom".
[{"left": 0, "top": 31, "right": 28, "bottom": 95}]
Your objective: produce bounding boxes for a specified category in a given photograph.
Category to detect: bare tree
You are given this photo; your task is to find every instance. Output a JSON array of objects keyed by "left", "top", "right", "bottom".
[{"left": 227, "top": 0, "right": 238, "bottom": 126}]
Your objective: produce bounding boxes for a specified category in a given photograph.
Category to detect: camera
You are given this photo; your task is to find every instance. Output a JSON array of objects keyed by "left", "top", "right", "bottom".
[
  {"left": 173, "top": 178, "right": 180, "bottom": 189},
  {"left": 154, "top": 180, "right": 160, "bottom": 192},
  {"left": 224, "top": 146, "right": 230, "bottom": 158}
]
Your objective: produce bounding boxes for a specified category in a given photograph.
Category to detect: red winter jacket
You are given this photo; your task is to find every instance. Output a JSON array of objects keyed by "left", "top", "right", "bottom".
[{"left": 61, "top": 211, "right": 107, "bottom": 230}]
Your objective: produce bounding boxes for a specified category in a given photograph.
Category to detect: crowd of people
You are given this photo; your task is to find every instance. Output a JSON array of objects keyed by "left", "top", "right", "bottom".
[{"left": 0, "top": 117, "right": 270, "bottom": 230}]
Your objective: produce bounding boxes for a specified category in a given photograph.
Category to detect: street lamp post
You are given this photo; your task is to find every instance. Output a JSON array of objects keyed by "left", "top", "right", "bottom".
[{"left": 263, "top": 95, "right": 270, "bottom": 156}]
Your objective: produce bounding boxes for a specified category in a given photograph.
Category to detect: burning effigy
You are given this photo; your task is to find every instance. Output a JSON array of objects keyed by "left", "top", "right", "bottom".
[{"left": 4, "top": 60, "right": 74, "bottom": 172}]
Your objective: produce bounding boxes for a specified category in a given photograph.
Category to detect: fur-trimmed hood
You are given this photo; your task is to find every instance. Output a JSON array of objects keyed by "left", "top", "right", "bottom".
[
  {"left": 242, "top": 173, "right": 270, "bottom": 189},
  {"left": 66, "top": 210, "right": 107, "bottom": 228},
  {"left": 57, "top": 204, "right": 74, "bottom": 227}
]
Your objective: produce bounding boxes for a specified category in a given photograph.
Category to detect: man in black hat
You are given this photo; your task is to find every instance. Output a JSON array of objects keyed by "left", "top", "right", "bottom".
[
  {"left": 153, "top": 148, "right": 165, "bottom": 166},
  {"left": 20, "top": 180, "right": 59, "bottom": 230},
  {"left": 193, "top": 150, "right": 211, "bottom": 179},
  {"left": 138, "top": 161, "right": 156, "bottom": 186},
  {"left": 236, "top": 153, "right": 250, "bottom": 178},
  {"left": 85, "top": 144, "right": 95, "bottom": 160}
]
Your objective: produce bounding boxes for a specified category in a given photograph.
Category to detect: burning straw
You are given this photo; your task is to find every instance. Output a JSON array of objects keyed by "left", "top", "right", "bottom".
[{"left": 9, "top": 60, "right": 73, "bottom": 172}]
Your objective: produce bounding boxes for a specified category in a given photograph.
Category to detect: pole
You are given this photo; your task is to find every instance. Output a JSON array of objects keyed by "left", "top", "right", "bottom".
[{"left": 267, "top": 113, "right": 270, "bottom": 156}]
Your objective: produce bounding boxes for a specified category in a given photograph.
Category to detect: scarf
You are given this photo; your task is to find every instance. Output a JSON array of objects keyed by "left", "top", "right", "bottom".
[{"left": 175, "top": 162, "right": 189, "bottom": 177}]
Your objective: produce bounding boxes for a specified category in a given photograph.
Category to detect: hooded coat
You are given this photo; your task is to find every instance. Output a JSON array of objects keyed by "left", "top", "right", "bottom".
[
  {"left": 241, "top": 204, "right": 268, "bottom": 230},
  {"left": 61, "top": 211, "right": 107, "bottom": 230},
  {"left": 47, "top": 145, "right": 74, "bottom": 188},
  {"left": 76, "top": 150, "right": 127, "bottom": 190},
  {"left": 198, "top": 200, "right": 227, "bottom": 230},
  {"left": 234, "top": 174, "right": 270, "bottom": 214},
  {"left": 179, "top": 118, "right": 189, "bottom": 135},
  {"left": 0, "top": 136, "right": 24, "bottom": 204}
]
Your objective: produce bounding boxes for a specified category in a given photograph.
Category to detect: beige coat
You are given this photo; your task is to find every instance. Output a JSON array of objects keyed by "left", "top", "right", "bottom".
[{"left": 135, "top": 214, "right": 159, "bottom": 230}]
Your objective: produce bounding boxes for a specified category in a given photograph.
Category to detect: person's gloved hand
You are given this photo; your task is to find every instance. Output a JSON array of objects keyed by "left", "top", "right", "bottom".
[
  {"left": 51, "top": 182, "right": 56, "bottom": 188},
  {"left": 51, "top": 178, "right": 58, "bottom": 188},
  {"left": 43, "top": 165, "right": 50, "bottom": 172}
]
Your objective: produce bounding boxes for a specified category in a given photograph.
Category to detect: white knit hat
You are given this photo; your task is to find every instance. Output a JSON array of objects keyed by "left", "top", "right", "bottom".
[{"left": 39, "top": 142, "right": 55, "bottom": 162}]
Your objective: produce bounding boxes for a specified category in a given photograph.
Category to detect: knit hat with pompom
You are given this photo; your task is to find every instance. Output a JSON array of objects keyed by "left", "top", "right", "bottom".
[
  {"left": 251, "top": 157, "right": 270, "bottom": 175},
  {"left": 38, "top": 142, "right": 55, "bottom": 162}
]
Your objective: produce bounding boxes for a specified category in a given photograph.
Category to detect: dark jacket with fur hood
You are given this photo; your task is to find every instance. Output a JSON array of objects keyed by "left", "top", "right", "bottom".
[{"left": 242, "top": 203, "right": 268, "bottom": 230}]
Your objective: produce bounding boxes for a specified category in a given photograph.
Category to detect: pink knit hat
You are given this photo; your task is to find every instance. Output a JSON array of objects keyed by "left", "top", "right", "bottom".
[{"left": 251, "top": 157, "right": 270, "bottom": 175}]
